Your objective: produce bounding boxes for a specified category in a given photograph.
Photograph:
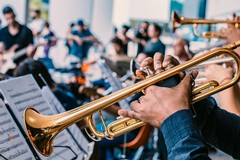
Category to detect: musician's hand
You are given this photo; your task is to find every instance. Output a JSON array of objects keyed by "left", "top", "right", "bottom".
[
  {"left": 8, "top": 44, "right": 19, "bottom": 53},
  {"left": 26, "top": 45, "right": 35, "bottom": 57},
  {"left": 118, "top": 71, "right": 198, "bottom": 128},
  {"left": 224, "top": 25, "right": 240, "bottom": 44},
  {"left": 136, "top": 53, "right": 183, "bottom": 79},
  {"left": 200, "top": 64, "right": 233, "bottom": 85}
]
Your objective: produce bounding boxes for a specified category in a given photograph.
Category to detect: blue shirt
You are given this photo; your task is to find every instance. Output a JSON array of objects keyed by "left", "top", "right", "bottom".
[
  {"left": 161, "top": 110, "right": 210, "bottom": 160},
  {"left": 143, "top": 39, "right": 165, "bottom": 57},
  {"left": 160, "top": 97, "right": 240, "bottom": 159},
  {"left": 69, "top": 29, "right": 92, "bottom": 58}
]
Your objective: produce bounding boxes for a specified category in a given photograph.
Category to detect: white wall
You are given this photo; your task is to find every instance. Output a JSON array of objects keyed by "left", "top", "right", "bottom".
[
  {"left": 0, "top": 0, "right": 27, "bottom": 26},
  {"left": 91, "top": 0, "right": 114, "bottom": 44},
  {"left": 112, "top": 0, "right": 171, "bottom": 28},
  {"left": 49, "top": 0, "right": 93, "bottom": 38},
  {"left": 183, "top": 0, "right": 200, "bottom": 18},
  {"left": 112, "top": 0, "right": 130, "bottom": 27},
  {"left": 49, "top": 0, "right": 114, "bottom": 44},
  {"left": 129, "top": 0, "right": 171, "bottom": 22},
  {"left": 206, "top": 0, "right": 240, "bottom": 18}
]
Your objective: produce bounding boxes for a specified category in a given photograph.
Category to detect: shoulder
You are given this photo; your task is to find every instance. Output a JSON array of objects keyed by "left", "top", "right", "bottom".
[
  {"left": 71, "top": 30, "right": 78, "bottom": 35},
  {"left": 158, "top": 40, "right": 165, "bottom": 46},
  {"left": 21, "top": 25, "right": 33, "bottom": 33},
  {"left": 0, "top": 26, "right": 8, "bottom": 33},
  {"left": 145, "top": 40, "right": 152, "bottom": 45},
  {"left": 83, "top": 29, "right": 92, "bottom": 36}
]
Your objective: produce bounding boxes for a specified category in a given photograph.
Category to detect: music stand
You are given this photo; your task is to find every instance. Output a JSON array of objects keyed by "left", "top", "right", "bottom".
[{"left": 101, "top": 56, "right": 130, "bottom": 77}]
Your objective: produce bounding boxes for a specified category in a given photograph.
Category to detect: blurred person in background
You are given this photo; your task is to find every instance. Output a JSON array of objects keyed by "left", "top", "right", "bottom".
[
  {"left": 0, "top": 6, "right": 35, "bottom": 66},
  {"left": 14, "top": 58, "right": 80, "bottom": 111},
  {"left": 0, "top": 19, "right": 2, "bottom": 29},
  {"left": 113, "top": 26, "right": 118, "bottom": 38},
  {"left": 201, "top": 64, "right": 240, "bottom": 115},
  {"left": 136, "top": 23, "right": 165, "bottom": 63},
  {"left": 173, "top": 38, "right": 193, "bottom": 63},
  {"left": 144, "top": 23, "right": 165, "bottom": 55},
  {"left": 135, "top": 21, "right": 150, "bottom": 53},
  {"left": 28, "top": 9, "right": 45, "bottom": 36},
  {"left": 105, "top": 37, "right": 131, "bottom": 62},
  {"left": 40, "top": 21, "right": 57, "bottom": 58},
  {"left": 117, "top": 25, "right": 131, "bottom": 54},
  {"left": 65, "top": 22, "right": 75, "bottom": 52},
  {"left": 68, "top": 19, "right": 96, "bottom": 63},
  {"left": 201, "top": 17, "right": 240, "bottom": 115}
]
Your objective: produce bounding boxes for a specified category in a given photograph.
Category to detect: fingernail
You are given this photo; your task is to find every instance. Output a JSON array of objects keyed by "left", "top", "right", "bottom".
[
  {"left": 143, "top": 61, "right": 148, "bottom": 65},
  {"left": 118, "top": 110, "right": 123, "bottom": 114},
  {"left": 162, "top": 61, "right": 168, "bottom": 67},
  {"left": 191, "top": 72, "right": 197, "bottom": 79},
  {"left": 155, "top": 61, "right": 161, "bottom": 66}
]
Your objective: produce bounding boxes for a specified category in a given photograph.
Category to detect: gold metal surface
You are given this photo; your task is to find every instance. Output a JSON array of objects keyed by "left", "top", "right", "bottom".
[
  {"left": 172, "top": 11, "right": 240, "bottom": 38},
  {"left": 24, "top": 40, "right": 240, "bottom": 157}
]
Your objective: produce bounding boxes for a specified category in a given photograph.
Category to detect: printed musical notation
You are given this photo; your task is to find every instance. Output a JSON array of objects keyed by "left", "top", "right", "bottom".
[
  {"left": 42, "top": 86, "right": 89, "bottom": 154},
  {"left": 0, "top": 100, "right": 35, "bottom": 160},
  {"left": 0, "top": 75, "right": 84, "bottom": 160}
]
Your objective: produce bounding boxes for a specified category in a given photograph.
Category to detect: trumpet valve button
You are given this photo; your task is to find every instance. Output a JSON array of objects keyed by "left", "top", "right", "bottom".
[
  {"left": 140, "top": 66, "right": 153, "bottom": 78},
  {"left": 155, "top": 68, "right": 165, "bottom": 74}
]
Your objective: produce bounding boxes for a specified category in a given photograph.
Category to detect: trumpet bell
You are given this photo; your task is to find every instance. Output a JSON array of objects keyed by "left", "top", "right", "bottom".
[
  {"left": 172, "top": 11, "right": 182, "bottom": 32},
  {"left": 171, "top": 11, "right": 240, "bottom": 38},
  {"left": 24, "top": 108, "right": 55, "bottom": 157}
]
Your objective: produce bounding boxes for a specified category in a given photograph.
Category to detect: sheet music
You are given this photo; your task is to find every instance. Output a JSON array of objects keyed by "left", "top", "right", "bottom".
[
  {"left": 0, "top": 75, "right": 83, "bottom": 160},
  {"left": 0, "top": 99, "right": 36, "bottom": 160},
  {"left": 97, "top": 59, "right": 130, "bottom": 109},
  {"left": 41, "top": 86, "right": 89, "bottom": 154}
]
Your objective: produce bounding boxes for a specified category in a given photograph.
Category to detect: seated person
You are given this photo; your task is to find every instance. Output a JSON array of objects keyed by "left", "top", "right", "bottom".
[
  {"left": 135, "top": 21, "right": 150, "bottom": 53},
  {"left": 105, "top": 37, "right": 131, "bottom": 61},
  {"left": 202, "top": 64, "right": 240, "bottom": 115},
  {"left": 117, "top": 25, "right": 131, "bottom": 54},
  {"left": 136, "top": 23, "right": 165, "bottom": 63},
  {"left": 68, "top": 19, "right": 96, "bottom": 61},
  {"left": 119, "top": 53, "right": 240, "bottom": 159},
  {"left": 201, "top": 19, "right": 240, "bottom": 115},
  {"left": 103, "top": 37, "right": 131, "bottom": 77},
  {"left": 0, "top": 6, "right": 35, "bottom": 71},
  {"left": 224, "top": 14, "right": 240, "bottom": 54},
  {"left": 173, "top": 38, "right": 193, "bottom": 63},
  {"left": 40, "top": 21, "right": 57, "bottom": 58},
  {"left": 13, "top": 58, "right": 79, "bottom": 111}
]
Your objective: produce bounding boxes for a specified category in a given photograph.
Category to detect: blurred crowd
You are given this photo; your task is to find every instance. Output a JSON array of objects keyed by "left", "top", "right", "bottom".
[{"left": 0, "top": 6, "right": 240, "bottom": 160}]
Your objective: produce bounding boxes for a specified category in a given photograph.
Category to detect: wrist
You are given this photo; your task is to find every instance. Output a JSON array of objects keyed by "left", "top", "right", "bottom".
[{"left": 219, "top": 77, "right": 232, "bottom": 84}]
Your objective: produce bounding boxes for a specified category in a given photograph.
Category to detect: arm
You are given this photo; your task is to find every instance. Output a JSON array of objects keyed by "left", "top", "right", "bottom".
[
  {"left": 68, "top": 34, "right": 83, "bottom": 45},
  {"left": 225, "top": 24, "right": 240, "bottom": 54},
  {"left": 104, "top": 104, "right": 121, "bottom": 116},
  {"left": 161, "top": 110, "right": 210, "bottom": 160},
  {"left": 193, "top": 98, "right": 240, "bottom": 159},
  {"left": 67, "top": 30, "right": 83, "bottom": 45},
  {"left": 202, "top": 64, "right": 240, "bottom": 115},
  {"left": 82, "top": 35, "right": 96, "bottom": 42},
  {"left": 118, "top": 53, "right": 210, "bottom": 159},
  {"left": 219, "top": 82, "right": 240, "bottom": 115}
]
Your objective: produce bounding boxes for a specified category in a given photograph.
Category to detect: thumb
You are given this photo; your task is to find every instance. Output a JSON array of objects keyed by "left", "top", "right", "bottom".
[{"left": 177, "top": 70, "right": 198, "bottom": 92}]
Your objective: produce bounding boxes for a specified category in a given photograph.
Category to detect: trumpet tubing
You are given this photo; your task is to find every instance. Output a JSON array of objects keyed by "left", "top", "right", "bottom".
[
  {"left": 24, "top": 40, "right": 240, "bottom": 157},
  {"left": 172, "top": 11, "right": 240, "bottom": 38}
]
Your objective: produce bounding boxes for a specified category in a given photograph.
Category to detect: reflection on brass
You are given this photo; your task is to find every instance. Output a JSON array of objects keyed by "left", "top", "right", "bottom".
[
  {"left": 172, "top": 11, "right": 240, "bottom": 38},
  {"left": 24, "top": 41, "right": 240, "bottom": 157}
]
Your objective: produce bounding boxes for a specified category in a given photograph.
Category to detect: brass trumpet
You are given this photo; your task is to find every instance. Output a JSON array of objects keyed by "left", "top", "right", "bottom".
[
  {"left": 172, "top": 11, "right": 240, "bottom": 38},
  {"left": 24, "top": 41, "right": 240, "bottom": 157}
]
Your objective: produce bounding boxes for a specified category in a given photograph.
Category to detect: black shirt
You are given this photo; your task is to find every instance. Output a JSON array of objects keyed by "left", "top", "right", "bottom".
[{"left": 0, "top": 24, "right": 33, "bottom": 51}]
